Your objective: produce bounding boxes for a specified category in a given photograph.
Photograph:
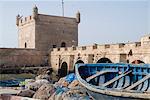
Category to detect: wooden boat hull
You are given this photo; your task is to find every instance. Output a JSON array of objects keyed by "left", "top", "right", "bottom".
[
  {"left": 87, "top": 89, "right": 139, "bottom": 100},
  {"left": 75, "top": 63, "right": 150, "bottom": 100}
]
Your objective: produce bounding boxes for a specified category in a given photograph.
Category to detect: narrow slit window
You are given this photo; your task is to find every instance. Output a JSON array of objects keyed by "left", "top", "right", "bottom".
[
  {"left": 25, "top": 42, "right": 27, "bottom": 48},
  {"left": 61, "top": 42, "right": 66, "bottom": 47}
]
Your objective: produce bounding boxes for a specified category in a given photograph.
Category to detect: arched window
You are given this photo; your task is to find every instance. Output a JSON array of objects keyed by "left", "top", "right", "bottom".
[
  {"left": 75, "top": 60, "right": 84, "bottom": 64},
  {"left": 132, "top": 60, "right": 144, "bottom": 64},
  {"left": 97, "top": 57, "right": 112, "bottom": 63},
  {"left": 25, "top": 42, "right": 27, "bottom": 48},
  {"left": 61, "top": 42, "right": 66, "bottom": 47},
  {"left": 58, "top": 62, "right": 68, "bottom": 78},
  {"left": 73, "top": 60, "right": 84, "bottom": 73}
]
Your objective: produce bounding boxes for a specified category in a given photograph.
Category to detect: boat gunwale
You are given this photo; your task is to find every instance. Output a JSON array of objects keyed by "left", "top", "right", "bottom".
[{"left": 77, "top": 63, "right": 150, "bottom": 68}]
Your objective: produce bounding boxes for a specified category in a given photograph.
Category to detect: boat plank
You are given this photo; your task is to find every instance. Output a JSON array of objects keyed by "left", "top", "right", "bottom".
[
  {"left": 102, "top": 70, "right": 132, "bottom": 87},
  {"left": 125, "top": 74, "right": 150, "bottom": 90},
  {"left": 86, "top": 70, "right": 118, "bottom": 82}
]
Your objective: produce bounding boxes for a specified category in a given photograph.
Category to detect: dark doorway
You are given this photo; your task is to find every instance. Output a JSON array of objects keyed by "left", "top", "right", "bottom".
[
  {"left": 75, "top": 60, "right": 84, "bottom": 64},
  {"left": 25, "top": 42, "right": 27, "bottom": 48},
  {"left": 132, "top": 60, "right": 144, "bottom": 64},
  {"left": 61, "top": 42, "right": 66, "bottom": 47},
  {"left": 59, "top": 62, "right": 68, "bottom": 78},
  {"left": 73, "top": 60, "right": 84, "bottom": 73},
  {"left": 97, "top": 58, "right": 112, "bottom": 63}
]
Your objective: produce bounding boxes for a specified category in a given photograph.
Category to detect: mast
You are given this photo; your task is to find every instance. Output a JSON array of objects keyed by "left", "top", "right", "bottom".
[{"left": 62, "top": 0, "right": 64, "bottom": 16}]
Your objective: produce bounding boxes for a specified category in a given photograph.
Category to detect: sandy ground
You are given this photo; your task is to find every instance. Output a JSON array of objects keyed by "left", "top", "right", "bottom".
[
  {"left": 0, "top": 88, "right": 20, "bottom": 95},
  {"left": 0, "top": 88, "right": 39, "bottom": 100}
]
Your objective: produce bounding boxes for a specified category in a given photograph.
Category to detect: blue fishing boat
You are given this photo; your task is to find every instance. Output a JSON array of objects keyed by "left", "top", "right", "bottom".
[{"left": 75, "top": 63, "right": 150, "bottom": 100}]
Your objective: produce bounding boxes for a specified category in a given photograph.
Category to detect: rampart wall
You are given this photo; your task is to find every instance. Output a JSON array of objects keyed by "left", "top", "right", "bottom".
[
  {"left": 50, "top": 41, "right": 150, "bottom": 72},
  {"left": 0, "top": 48, "right": 48, "bottom": 67}
]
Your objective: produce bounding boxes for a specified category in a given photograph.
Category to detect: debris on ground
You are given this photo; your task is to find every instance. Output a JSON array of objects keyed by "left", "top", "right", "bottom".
[
  {"left": 33, "top": 84, "right": 55, "bottom": 100},
  {"left": 17, "top": 89, "right": 35, "bottom": 98},
  {"left": 1, "top": 73, "right": 94, "bottom": 100},
  {"left": 25, "top": 79, "right": 50, "bottom": 91}
]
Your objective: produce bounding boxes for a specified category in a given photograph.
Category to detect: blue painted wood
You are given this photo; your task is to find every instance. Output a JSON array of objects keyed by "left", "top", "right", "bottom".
[
  {"left": 116, "top": 68, "right": 125, "bottom": 89},
  {"left": 116, "top": 77, "right": 124, "bottom": 89},
  {"left": 76, "top": 63, "right": 150, "bottom": 90},
  {"left": 147, "top": 79, "right": 150, "bottom": 92},
  {"left": 99, "top": 75, "right": 105, "bottom": 85},
  {"left": 123, "top": 76, "right": 130, "bottom": 88},
  {"left": 141, "top": 80, "right": 148, "bottom": 91},
  {"left": 75, "top": 63, "right": 150, "bottom": 99}
]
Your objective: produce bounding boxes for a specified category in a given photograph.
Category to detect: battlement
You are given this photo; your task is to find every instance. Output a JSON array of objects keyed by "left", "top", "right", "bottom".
[
  {"left": 141, "top": 34, "right": 150, "bottom": 46},
  {"left": 17, "top": 14, "right": 79, "bottom": 29},
  {"left": 17, "top": 5, "right": 80, "bottom": 27},
  {"left": 17, "top": 15, "right": 34, "bottom": 26},
  {"left": 16, "top": 5, "right": 38, "bottom": 26},
  {"left": 51, "top": 35, "right": 150, "bottom": 54},
  {"left": 51, "top": 40, "right": 146, "bottom": 53}
]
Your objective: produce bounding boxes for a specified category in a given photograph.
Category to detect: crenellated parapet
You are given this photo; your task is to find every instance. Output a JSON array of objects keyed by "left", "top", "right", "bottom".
[
  {"left": 141, "top": 34, "right": 150, "bottom": 46},
  {"left": 51, "top": 41, "right": 146, "bottom": 53},
  {"left": 16, "top": 5, "right": 39, "bottom": 26},
  {"left": 16, "top": 15, "right": 35, "bottom": 26},
  {"left": 51, "top": 35, "right": 150, "bottom": 54},
  {"left": 33, "top": 5, "right": 38, "bottom": 19},
  {"left": 76, "top": 11, "right": 80, "bottom": 23}
]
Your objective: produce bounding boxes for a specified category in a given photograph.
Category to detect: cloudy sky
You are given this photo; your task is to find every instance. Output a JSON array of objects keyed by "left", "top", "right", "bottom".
[{"left": 0, "top": 0, "right": 149, "bottom": 48}]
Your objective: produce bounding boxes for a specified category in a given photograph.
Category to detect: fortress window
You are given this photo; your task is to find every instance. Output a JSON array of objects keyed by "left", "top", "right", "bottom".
[
  {"left": 25, "top": 42, "right": 27, "bottom": 48},
  {"left": 53, "top": 45, "right": 56, "bottom": 48},
  {"left": 82, "top": 46, "right": 86, "bottom": 50},
  {"left": 119, "top": 43, "right": 125, "bottom": 48},
  {"left": 73, "top": 47, "right": 76, "bottom": 50},
  {"left": 135, "top": 42, "right": 141, "bottom": 47},
  {"left": 61, "top": 42, "right": 66, "bottom": 47},
  {"left": 21, "top": 19, "right": 22, "bottom": 23},
  {"left": 25, "top": 17, "right": 27, "bottom": 21},
  {"left": 105, "top": 44, "right": 110, "bottom": 48}
]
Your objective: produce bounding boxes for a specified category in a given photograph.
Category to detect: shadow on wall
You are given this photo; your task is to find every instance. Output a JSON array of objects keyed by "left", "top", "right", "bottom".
[
  {"left": 75, "top": 60, "right": 84, "bottom": 64},
  {"left": 69, "top": 60, "right": 85, "bottom": 74},
  {"left": 57, "top": 58, "right": 118, "bottom": 78},
  {"left": 132, "top": 60, "right": 145, "bottom": 64},
  {"left": 58, "top": 62, "right": 68, "bottom": 78},
  {"left": 57, "top": 58, "right": 145, "bottom": 78}
]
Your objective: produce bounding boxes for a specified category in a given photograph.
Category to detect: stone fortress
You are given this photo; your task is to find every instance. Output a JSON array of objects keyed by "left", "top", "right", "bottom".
[
  {"left": 17, "top": 6, "right": 79, "bottom": 51},
  {"left": 0, "top": 6, "right": 79, "bottom": 68},
  {"left": 0, "top": 6, "right": 150, "bottom": 76}
]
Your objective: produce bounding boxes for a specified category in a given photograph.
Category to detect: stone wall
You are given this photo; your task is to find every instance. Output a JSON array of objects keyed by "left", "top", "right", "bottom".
[
  {"left": 18, "top": 16, "right": 35, "bottom": 49},
  {"left": 50, "top": 36, "right": 150, "bottom": 72},
  {"left": 17, "top": 13, "right": 79, "bottom": 51},
  {"left": 35, "top": 14, "right": 78, "bottom": 51},
  {"left": 0, "top": 48, "right": 48, "bottom": 67}
]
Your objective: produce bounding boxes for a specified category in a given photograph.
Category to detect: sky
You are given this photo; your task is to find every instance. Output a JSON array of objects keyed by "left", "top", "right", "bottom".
[{"left": 0, "top": 0, "right": 149, "bottom": 48}]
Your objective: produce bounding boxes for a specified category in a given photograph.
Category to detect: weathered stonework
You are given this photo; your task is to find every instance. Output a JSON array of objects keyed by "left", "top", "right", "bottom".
[
  {"left": 0, "top": 6, "right": 79, "bottom": 68},
  {"left": 0, "top": 6, "right": 150, "bottom": 77},
  {"left": 0, "top": 48, "right": 47, "bottom": 67},
  {"left": 18, "top": 6, "right": 79, "bottom": 51},
  {"left": 50, "top": 35, "right": 150, "bottom": 73}
]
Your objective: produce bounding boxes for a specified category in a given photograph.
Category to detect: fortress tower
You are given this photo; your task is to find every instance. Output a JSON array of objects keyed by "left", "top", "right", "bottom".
[{"left": 17, "top": 6, "right": 80, "bottom": 51}]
